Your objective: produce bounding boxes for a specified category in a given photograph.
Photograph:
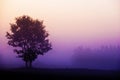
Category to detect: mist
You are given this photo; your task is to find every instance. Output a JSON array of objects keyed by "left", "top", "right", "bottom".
[
  {"left": 0, "top": 0, "right": 120, "bottom": 70},
  {"left": 0, "top": 39, "right": 120, "bottom": 70}
]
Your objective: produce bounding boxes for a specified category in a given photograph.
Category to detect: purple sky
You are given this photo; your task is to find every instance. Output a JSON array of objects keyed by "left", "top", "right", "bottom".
[{"left": 0, "top": 0, "right": 120, "bottom": 70}]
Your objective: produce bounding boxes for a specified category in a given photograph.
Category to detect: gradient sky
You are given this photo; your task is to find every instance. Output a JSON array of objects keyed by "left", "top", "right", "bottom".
[{"left": 0, "top": 0, "right": 120, "bottom": 69}]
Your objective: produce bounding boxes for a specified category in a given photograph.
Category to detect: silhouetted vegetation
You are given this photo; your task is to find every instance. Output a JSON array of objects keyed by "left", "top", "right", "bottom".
[
  {"left": 6, "top": 15, "right": 52, "bottom": 68},
  {"left": 72, "top": 45, "right": 120, "bottom": 70}
]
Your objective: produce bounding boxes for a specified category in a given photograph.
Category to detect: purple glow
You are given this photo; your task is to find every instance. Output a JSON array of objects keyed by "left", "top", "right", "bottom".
[{"left": 0, "top": 0, "right": 120, "bottom": 70}]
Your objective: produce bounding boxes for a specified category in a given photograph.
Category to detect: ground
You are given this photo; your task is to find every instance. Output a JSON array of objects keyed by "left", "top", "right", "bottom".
[{"left": 0, "top": 68, "right": 119, "bottom": 80}]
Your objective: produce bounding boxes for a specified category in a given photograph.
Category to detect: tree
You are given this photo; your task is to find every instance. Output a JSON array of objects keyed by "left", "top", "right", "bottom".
[{"left": 6, "top": 15, "right": 52, "bottom": 68}]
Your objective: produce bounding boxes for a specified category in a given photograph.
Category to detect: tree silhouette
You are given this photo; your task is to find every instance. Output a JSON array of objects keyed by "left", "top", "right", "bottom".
[{"left": 6, "top": 15, "right": 52, "bottom": 68}]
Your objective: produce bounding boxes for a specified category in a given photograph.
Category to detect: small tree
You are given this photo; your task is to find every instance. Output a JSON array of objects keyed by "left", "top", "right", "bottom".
[{"left": 6, "top": 15, "right": 52, "bottom": 68}]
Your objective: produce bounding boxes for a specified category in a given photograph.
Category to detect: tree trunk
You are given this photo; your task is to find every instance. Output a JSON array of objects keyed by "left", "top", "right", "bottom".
[
  {"left": 25, "top": 61, "right": 32, "bottom": 68},
  {"left": 25, "top": 61, "right": 28, "bottom": 68},
  {"left": 29, "top": 61, "right": 32, "bottom": 68}
]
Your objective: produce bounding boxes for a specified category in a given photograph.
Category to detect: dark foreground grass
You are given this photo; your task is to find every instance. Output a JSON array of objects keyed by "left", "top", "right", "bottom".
[{"left": 0, "top": 68, "right": 119, "bottom": 80}]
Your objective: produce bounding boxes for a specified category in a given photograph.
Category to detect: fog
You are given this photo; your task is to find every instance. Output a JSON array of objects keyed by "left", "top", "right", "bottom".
[
  {"left": 0, "top": 0, "right": 120, "bottom": 70},
  {"left": 0, "top": 42, "right": 120, "bottom": 70}
]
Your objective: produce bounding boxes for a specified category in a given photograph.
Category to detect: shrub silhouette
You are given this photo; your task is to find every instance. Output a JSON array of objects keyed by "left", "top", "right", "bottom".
[{"left": 6, "top": 15, "right": 52, "bottom": 68}]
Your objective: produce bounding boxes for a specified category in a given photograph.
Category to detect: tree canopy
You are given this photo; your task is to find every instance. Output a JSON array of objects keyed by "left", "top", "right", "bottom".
[{"left": 6, "top": 15, "right": 52, "bottom": 68}]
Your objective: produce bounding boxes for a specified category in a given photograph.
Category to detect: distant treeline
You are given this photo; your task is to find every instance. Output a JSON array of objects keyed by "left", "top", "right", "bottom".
[
  {"left": 74, "top": 45, "right": 120, "bottom": 55},
  {"left": 72, "top": 45, "right": 120, "bottom": 70}
]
